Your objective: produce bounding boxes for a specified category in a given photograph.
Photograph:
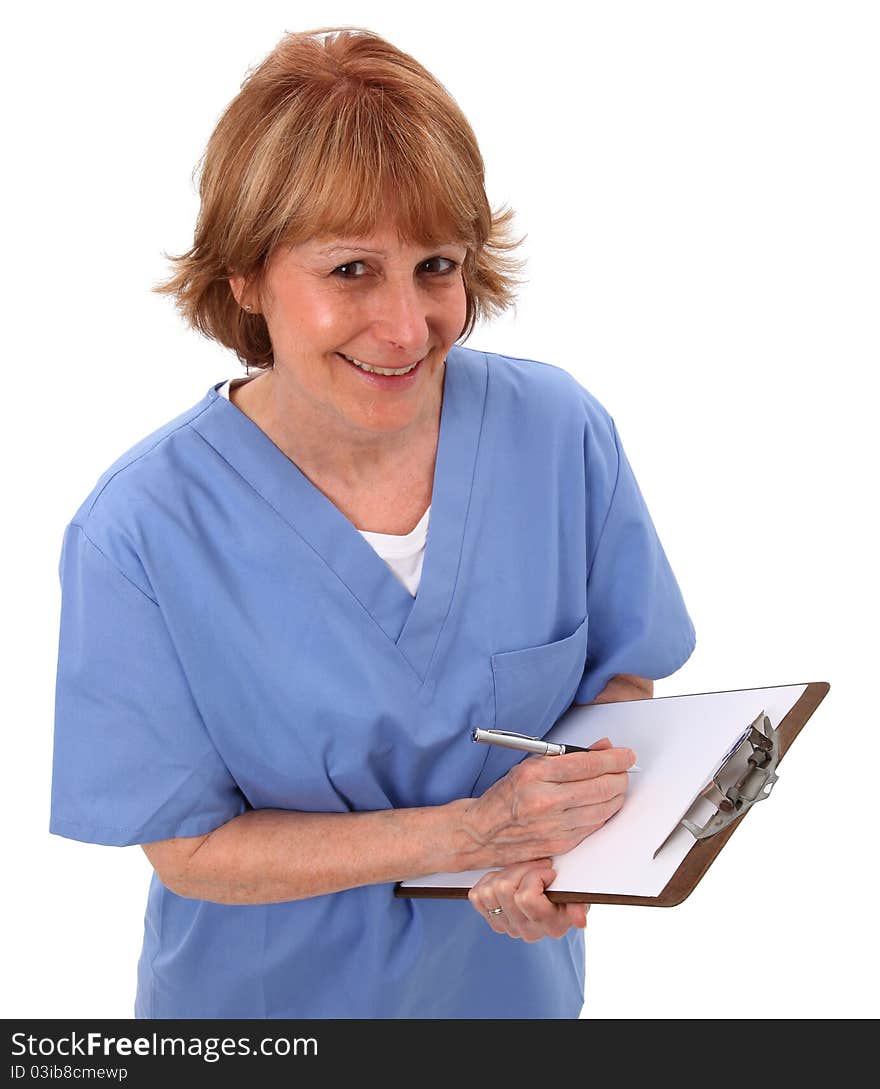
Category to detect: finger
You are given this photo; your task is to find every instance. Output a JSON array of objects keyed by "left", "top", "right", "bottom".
[
  {"left": 515, "top": 866, "right": 561, "bottom": 926},
  {"left": 514, "top": 868, "right": 585, "bottom": 941},
  {"left": 469, "top": 860, "right": 554, "bottom": 935},
  {"left": 494, "top": 867, "right": 554, "bottom": 938},
  {"left": 539, "top": 795, "right": 626, "bottom": 853},
  {"left": 468, "top": 882, "right": 511, "bottom": 934},
  {"left": 551, "top": 770, "right": 631, "bottom": 812},
  {"left": 539, "top": 746, "right": 638, "bottom": 783},
  {"left": 565, "top": 902, "right": 589, "bottom": 929},
  {"left": 471, "top": 859, "right": 553, "bottom": 890},
  {"left": 507, "top": 864, "right": 559, "bottom": 939},
  {"left": 560, "top": 792, "right": 626, "bottom": 833}
]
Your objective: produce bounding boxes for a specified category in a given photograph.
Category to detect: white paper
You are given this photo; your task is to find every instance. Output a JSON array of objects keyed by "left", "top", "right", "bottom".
[{"left": 401, "top": 683, "right": 808, "bottom": 898}]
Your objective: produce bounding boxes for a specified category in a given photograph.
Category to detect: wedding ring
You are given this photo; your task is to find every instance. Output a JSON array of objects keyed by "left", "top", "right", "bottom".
[{"left": 488, "top": 906, "right": 504, "bottom": 915}]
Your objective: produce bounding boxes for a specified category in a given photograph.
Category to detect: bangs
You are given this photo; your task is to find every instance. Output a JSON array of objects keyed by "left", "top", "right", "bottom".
[{"left": 267, "top": 85, "right": 484, "bottom": 252}]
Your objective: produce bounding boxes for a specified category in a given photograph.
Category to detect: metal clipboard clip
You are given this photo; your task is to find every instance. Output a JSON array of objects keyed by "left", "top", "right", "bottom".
[{"left": 653, "top": 709, "right": 781, "bottom": 858}]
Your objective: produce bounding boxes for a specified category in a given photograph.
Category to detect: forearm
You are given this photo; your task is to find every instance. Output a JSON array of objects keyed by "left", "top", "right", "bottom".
[
  {"left": 580, "top": 673, "right": 654, "bottom": 705},
  {"left": 168, "top": 799, "right": 480, "bottom": 905}
]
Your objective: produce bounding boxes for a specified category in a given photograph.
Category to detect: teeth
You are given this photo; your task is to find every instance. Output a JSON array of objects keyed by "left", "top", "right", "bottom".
[{"left": 341, "top": 354, "right": 420, "bottom": 376}]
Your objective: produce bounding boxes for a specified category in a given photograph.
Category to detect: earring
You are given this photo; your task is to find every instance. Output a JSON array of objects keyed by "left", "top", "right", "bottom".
[{"left": 243, "top": 304, "right": 253, "bottom": 313}]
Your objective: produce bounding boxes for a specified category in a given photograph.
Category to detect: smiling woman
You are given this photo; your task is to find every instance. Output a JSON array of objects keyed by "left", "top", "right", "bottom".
[{"left": 49, "top": 24, "right": 696, "bottom": 1020}]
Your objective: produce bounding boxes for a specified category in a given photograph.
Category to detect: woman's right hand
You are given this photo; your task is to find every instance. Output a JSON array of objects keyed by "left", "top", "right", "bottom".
[{"left": 460, "top": 737, "right": 637, "bottom": 869}]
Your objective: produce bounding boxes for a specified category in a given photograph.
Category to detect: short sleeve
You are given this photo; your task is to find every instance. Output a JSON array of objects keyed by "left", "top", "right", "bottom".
[
  {"left": 574, "top": 416, "right": 696, "bottom": 704},
  {"left": 50, "top": 523, "right": 248, "bottom": 847}
]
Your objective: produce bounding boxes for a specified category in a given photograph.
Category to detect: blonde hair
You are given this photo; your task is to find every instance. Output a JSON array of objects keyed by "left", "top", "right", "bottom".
[{"left": 153, "top": 26, "right": 526, "bottom": 370}]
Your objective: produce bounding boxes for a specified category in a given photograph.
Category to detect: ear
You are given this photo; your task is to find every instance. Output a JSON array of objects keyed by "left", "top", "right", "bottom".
[
  {"left": 229, "top": 273, "right": 261, "bottom": 315},
  {"left": 228, "top": 273, "right": 247, "bottom": 309}
]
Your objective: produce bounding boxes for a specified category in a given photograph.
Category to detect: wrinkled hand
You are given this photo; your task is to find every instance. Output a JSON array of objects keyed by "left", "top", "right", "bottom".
[
  {"left": 468, "top": 858, "right": 589, "bottom": 941},
  {"left": 462, "top": 737, "right": 637, "bottom": 869}
]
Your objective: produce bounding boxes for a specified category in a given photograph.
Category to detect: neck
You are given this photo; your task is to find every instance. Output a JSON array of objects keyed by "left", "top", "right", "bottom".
[{"left": 233, "top": 366, "right": 444, "bottom": 494}]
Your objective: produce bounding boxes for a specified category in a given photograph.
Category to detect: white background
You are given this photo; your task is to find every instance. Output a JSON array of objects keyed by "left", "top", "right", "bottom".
[{"left": 3, "top": 1, "right": 877, "bottom": 1019}]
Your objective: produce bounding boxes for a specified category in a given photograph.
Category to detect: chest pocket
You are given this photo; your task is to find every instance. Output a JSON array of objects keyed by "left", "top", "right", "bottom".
[{"left": 470, "top": 617, "right": 589, "bottom": 796}]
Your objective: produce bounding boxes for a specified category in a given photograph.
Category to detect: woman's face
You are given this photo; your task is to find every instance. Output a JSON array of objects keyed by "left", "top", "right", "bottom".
[{"left": 232, "top": 217, "right": 468, "bottom": 437}]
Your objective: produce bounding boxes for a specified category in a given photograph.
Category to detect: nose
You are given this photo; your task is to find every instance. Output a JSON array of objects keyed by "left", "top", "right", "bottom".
[{"left": 371, "top": 278, "right": 430, "bottom": 359}]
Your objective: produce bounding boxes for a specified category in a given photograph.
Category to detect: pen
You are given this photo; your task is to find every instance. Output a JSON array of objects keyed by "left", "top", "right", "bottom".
[{"left": 472, "top": 728, "right": 641, "bottom": 770}]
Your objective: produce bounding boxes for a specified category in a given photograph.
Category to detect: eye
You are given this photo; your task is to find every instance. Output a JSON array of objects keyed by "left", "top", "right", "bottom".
[
  {"left": 332, "top": 261, "right": 368, "bottom": 279},
  {"left": 421, "top": 256, "right": 459, "bottom": 275}
]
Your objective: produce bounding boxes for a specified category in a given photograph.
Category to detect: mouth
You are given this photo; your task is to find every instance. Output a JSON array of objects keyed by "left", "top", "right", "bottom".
[
  {"left": 337, "top": 353, "right": 423, "bottom": 376},
  {"left": 336, "top": 352, "right": 425, "bottom": 383}
]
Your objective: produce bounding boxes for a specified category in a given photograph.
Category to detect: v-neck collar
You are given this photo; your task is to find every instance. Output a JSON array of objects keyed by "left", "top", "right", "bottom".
[{"left": 190, "top": 345, "right": 488, "bottom": 686}]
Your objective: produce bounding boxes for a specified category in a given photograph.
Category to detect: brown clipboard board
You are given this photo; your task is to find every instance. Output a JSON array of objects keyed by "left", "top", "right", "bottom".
[{"left": 395, "top": 680, "right": 829, "bottom": 908}]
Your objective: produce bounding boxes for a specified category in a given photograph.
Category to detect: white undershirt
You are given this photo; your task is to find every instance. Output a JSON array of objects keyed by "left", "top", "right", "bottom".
[{"left": 218, "top": 379, "right": 429, "bottom": 596}]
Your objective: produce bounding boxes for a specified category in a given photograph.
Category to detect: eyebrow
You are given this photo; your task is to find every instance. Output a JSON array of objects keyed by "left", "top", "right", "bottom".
[
  {"left": 317, "top": 245, "right": 387, "bottom": 257},
  {"left": 315, "top": 242, "right": 463, "bottom": 257}
]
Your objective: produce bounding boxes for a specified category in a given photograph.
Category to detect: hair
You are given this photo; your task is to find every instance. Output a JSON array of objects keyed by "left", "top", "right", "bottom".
[{"left": 153, "top": 26, "right": 527, "bottom": 371}]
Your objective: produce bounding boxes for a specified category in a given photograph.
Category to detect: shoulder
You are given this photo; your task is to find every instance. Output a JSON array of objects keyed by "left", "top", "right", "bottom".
[
  {"left": 451, "top": 343, "right": 615, "bottom": 442},
  {"left": 62, "top": 385, "right": 221, "bottom": 588}
]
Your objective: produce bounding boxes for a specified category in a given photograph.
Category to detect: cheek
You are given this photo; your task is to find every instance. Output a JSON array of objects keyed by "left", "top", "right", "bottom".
[
  {"left": 269, "top": 293, "right": 353, "bottom": 348},
  {"left": 310, "top": 300, "right": 354, "bottom": 338},
  {"left": 441, "top": 281, "right": 468, "bottom": 331}
]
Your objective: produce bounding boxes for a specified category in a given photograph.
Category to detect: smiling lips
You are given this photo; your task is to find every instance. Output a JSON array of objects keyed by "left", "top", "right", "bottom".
[{"left": 339, "top": 353, "right": 423, "bottom": 376}]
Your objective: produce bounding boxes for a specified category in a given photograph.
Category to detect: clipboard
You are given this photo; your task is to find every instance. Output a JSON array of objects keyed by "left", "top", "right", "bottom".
[{"left": 395, "top": 681, "right": 829, "bottom": 907}]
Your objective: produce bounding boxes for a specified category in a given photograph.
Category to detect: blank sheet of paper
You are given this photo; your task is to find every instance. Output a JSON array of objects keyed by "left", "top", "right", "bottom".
[{"left": 401, "top": 684, "right": 808, "bottom": 898}]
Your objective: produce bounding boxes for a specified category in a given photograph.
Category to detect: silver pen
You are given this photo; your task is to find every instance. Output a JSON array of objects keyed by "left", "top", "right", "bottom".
[{"left": 472, "top": 728, "right": 641, "bottom": 770}]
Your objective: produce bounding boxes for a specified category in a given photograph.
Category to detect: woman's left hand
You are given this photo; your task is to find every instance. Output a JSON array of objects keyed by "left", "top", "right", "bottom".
[{"left": 468, "top": 858, "right": 589, "bottom": 941}]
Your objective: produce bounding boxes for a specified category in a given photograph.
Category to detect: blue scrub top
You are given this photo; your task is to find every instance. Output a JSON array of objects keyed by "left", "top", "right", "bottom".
[{"left": 50, "top": 345, "right": 696, "bottom": 1019}]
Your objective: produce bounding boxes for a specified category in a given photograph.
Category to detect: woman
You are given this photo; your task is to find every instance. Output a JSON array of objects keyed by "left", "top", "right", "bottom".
[{"left": 50, "top": 26, "right": 695, "bottom": 1019}]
